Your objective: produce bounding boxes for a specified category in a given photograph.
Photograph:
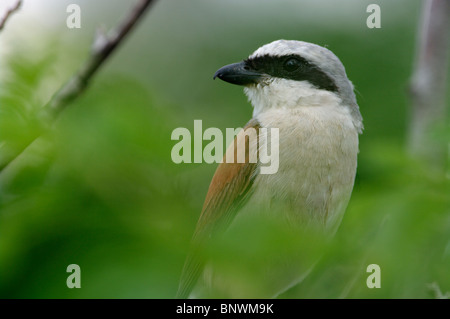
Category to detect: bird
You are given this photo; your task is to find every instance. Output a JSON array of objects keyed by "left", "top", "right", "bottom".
[{"left": 176, "top": 39, "right": 363, "bottom": 298}]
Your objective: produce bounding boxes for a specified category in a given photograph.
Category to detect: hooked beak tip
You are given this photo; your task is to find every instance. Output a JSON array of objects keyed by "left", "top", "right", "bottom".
[
  {"left": 213, "top": 61, "right": 262, "bottom": 86},
  {"left": 213, "top": 71, "right": 221, "bottom": 80}
]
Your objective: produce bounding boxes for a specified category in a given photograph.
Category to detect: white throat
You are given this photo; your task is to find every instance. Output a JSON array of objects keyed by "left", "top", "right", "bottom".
[{"left": 244, "top": 79, "right": 343, "bottom": 117}]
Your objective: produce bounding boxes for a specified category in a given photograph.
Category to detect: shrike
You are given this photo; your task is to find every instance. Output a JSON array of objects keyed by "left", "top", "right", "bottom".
[{"left": 177, "top": 40, "right": 363, "bottom": 298}]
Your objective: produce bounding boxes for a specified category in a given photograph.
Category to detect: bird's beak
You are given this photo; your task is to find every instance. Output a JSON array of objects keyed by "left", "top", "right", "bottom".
[{"left": 213, "top": 61, "right": 263, "bottom": 86}]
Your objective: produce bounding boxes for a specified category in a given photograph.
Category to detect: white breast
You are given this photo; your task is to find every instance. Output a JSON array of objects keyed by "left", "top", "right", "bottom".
[
  {"left": 198, "top": 101, "right": 360, "bottom": 298},
  {"left": 243, "top": 99, "right": 359, "bottom": 234}
]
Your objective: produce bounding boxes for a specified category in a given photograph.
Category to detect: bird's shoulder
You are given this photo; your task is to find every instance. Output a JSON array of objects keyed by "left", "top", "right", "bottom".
[
  {"left": 176, "top": 119, "right": 261, "bottom": 298},
  {"left": 195, "top": 118, "right": 261, "bottom": 235}
]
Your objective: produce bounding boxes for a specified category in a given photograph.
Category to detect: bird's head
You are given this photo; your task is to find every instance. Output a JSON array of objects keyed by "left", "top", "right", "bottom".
[{"left": 214, "top": 39, "right": 362, "bottom": 132}]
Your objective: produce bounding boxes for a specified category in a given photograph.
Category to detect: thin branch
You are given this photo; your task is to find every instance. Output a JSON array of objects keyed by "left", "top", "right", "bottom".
[
  {"left": 44, "top": 0, "right": 156, "bottom": 119},
  {"left": 0, "top": 0, "right": 22, "bottom": 31},
  {"left": 408, "top": 0, "right": 450, "bottom": 169},
  {"left": 0, "top": 0, "right": 156, "bottom": 173}
]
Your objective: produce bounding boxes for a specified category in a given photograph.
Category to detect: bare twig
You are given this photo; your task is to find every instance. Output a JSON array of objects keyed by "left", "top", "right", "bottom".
[
  {"left": 0, "top": 0, "right": 156, "bottom": 173},
  {"left": 408, "top": 0, "right": 450, "bottom": 169},
  {"left": 0, "top": 0, "right": 22, "bottom": 31},
  {"left": 45, "top": 0, "right": 156, "bottom": 119}
]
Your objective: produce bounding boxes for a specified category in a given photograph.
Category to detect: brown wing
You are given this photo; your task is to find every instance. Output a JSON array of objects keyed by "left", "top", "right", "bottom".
[{"left": 176, "top": 119, "right": 260, "bottom": 298}]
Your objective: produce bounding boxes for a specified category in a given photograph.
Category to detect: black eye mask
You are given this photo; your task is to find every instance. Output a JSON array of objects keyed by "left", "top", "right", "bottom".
[{"left": 244, "top": 54, "right": 338, "bottom": 93}]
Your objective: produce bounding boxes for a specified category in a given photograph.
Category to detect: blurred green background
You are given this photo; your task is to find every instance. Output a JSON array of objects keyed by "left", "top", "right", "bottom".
[{"left": 0, "top": 0, "right": 449, "bottom": 298}]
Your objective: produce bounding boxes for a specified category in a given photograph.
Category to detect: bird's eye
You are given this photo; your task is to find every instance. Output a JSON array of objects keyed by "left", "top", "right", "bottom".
[{"left": 283, "top": 58, "right": 301, "bottom": 72}]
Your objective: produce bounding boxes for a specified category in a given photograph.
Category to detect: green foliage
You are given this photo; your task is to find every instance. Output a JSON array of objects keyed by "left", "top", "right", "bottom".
[
  {"left": 284, "top": 143, "right": 450, "bottom": 298},
  {"left": 0, "top": 55, "right": 195, "bottom": 298}
]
